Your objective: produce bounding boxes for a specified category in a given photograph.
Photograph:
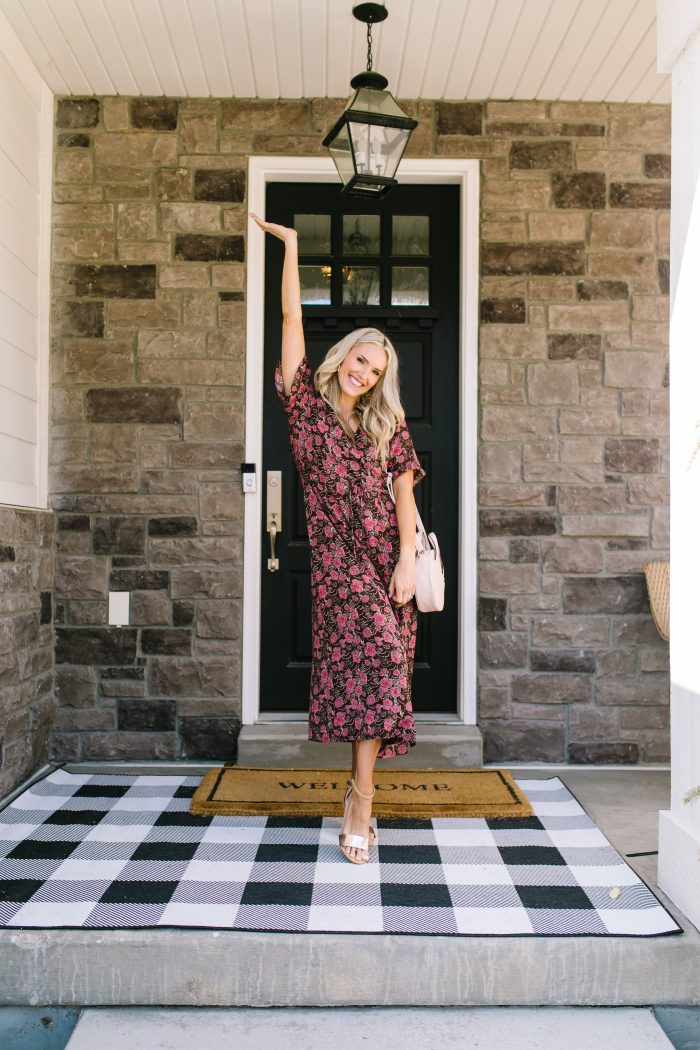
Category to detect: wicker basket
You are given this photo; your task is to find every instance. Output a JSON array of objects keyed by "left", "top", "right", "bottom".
[{"left": 642, "top": 561, "right": 670, "bottom": 641}]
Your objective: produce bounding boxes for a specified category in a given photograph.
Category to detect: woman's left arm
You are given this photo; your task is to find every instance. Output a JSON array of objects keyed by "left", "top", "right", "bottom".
[{"left": 389, "top": 471, "right": 416, "bottom": 606}]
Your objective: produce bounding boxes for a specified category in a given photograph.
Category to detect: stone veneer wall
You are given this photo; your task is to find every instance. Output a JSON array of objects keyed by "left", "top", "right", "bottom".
[
  {"left": 0, "top": 508, "right": 54, "bottom": 796},
  {"left": 50, "top": 95, "right": 670, "bottom": 764}
]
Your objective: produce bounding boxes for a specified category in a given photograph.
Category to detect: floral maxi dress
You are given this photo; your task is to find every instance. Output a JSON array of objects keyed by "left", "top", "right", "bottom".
[{"left": 275, "top": 356, "right": 426, "bottom": 758}]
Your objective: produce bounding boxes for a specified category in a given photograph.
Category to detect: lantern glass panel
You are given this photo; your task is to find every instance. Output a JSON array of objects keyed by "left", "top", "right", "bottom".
[
  {"left": 348, "top": 87, "right": 408, "bottom": 119},
  {"left": 327, "top": 124, "right": 355, "bottom": 185},
  {"left": 348, "top": 121, "right": 409, "bottom": 180}
]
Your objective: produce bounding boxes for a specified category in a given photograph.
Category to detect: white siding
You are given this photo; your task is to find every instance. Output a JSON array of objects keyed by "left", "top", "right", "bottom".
[{"left": 0, "top": 9, "right": 52, "bottom": 508}]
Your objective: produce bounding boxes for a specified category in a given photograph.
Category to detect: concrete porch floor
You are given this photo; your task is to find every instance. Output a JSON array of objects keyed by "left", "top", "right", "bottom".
[{"left": 0, "top": 764, "right": 697, "bottom": 1008}]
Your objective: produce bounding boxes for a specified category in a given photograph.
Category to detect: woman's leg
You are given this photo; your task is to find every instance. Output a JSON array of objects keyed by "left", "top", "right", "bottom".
[{"left": 341, "top": 739, "right": 381, "bottom": 862}]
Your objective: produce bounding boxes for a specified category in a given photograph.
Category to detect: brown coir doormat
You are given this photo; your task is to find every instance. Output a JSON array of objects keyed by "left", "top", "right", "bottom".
[{"left": 189, "top": 767, "right": 532, "bottom": 820}]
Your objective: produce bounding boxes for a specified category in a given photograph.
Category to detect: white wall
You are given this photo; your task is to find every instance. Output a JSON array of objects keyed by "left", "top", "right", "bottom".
[{"left": 0, "top": 9, "right": 52, "bottom": 509}]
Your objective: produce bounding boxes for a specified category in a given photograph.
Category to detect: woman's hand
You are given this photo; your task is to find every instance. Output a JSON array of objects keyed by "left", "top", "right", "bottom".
[
  {"left": 389, "top": 551, "right": 416, "bottom": 606},
  {"left": 250, "top": 213, "right": 298, "bottom": 244}
]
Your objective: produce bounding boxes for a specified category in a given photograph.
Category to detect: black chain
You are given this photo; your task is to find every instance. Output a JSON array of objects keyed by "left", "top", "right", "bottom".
[{"left": 366, "top": 21, "right": 373, "bottom": 71}]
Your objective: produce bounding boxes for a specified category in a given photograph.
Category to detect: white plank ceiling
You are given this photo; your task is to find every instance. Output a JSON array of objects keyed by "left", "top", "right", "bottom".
[{"left": 0, "top": 0, "right": 670, "bottom": 103}]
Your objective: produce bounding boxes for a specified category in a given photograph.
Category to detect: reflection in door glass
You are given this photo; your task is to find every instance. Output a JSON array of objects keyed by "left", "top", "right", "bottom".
[
  {"left": 392, "top": 215, "right": 430, "bottom": 255},
  {"left": 342, "top": 215, "right": 380, "bottom": 254},
  {"left": 294, "top": 214, "right": 331, "bottom": 254},
  {"left": 391, "top": 266, "right": 430, "bottom": 305},
  {"left": 342, "top": 266, "right": 380, "bottom": 306},
  {"left": 299, "top": 265, "right": 332, "bottom": 305}
]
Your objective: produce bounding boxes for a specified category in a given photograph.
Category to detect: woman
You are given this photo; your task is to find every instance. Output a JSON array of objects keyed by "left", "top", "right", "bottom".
[{"left": 251, "top": 213, "right": 425, "bottom": 865}]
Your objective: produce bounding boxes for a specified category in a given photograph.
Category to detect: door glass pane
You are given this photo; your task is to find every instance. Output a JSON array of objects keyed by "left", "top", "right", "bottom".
[
  {"left": 300, "top": 265, "right": 332, "bottom": 305},
  {"left": 393, "top": 215, "right": 430, "bottom": 255},
  {"left": 342, "top": 266, "right": 380, "bottom": 306},
  {"left": 294, "top": 214, "right": 331, "bottom": 254},
  {"left": 391, "top": 266, "right": 430, "bottom": 306},
  {"left": 342, "top": 215, "right": 380, "bottom": 254}
]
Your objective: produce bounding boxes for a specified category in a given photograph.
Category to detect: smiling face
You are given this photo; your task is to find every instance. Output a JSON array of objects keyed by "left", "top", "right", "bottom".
[{"left": 337, "top": 341, "right": 388, "bottom": 405}]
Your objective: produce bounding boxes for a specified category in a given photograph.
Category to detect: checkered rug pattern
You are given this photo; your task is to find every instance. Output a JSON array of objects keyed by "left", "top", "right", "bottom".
[{"left": 0, "top": 769, "right": 682, "bottom": 936}]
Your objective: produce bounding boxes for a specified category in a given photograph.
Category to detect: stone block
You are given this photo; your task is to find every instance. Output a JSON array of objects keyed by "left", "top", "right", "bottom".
[
  {"left": 63, "top": 338, "right": 135, "bottom": 384},
  {"left": 552, "top": 172, "right": 606, "bottom": 209},
  {"left": 547, "top": 334, "right": 601, "bottom": 360},
  {"left": 559, "top": 486, "right": 626, "bottom": 514},
  {"left": 532, "top": 616, "right": 609, "bottom": 647},
  {"left": 478, "top": 632, "right": 527, "bottom": 669},
  {"left": 141, "top": 629, "right": 192, "bottom": 655},
  {"left": 480, "top": 326, "right": 547, "bottom": 360},
  {"left": 83, "top": 731, "right": 176, "bottom": 760},
  {"left": 149, "top": 537, "right": 239, "bottom": 567},
  {"left": 479, "top": 562, "right": 540, "bottom": 594},
  {"left": 56, "top": 301, "right": 105, "bottom": 339},
  {"left": 480, "top": 299, "right": 526, "bottom": 324},
  {"left": 95, "top": 133, "right": 178, "bottom": 168},
  {"left": 115, "top": 203, "right": 158, "bottom": 241},
  {"left": 510, "top": 538, "right": 540, "bottom": 562},
  {"left": 605, "top": 438, "right": 659, "bottom": 473},
  {"left": 179, "top": 716, "right": 241, "bottom": 760},
  {"left": 596, "top": 676, "right": 668, "bottom": 705},
  {"left": 576, "top": 280, "right": 628, "bottom": 301},
  {"left": 478, "top": 443, "right": 521, "bottom": 483},
  {"left": 109, "top": 569, "right": 169, "bottom": 591},
  {"left": 574, "top": 148, "right": 642, "bottom": 176},
  {"left": 194, "top": 169, "right": 246, "bottom": 202},
  {"left": 527, "top": 362, "right": 579, "bottom": 403},
  {"left": 174, "top": 235, "right": 244, "bottom": 262},
  {"left": 106, "top": 300, "right": 181, "bottom": 330},
  {"left": 57, "top": 132, "right": 90, "bottom": 148},
  {"left": 92, "top": 517, "right": 146, "bottom": 555},
  {"left": 510, "top": 141, "right": 572, "bottom": 170},
  {"left": 527, "top": 212, "right": 586, "bottom": 241},
  {"left": 160, "top": 203, "right": 221, "bottom": 232},
  {"left": 129, "top": 591, "right": 171, "bottom": 625},
  {"left": 56, "top": 627, "right": 137, "bottom": 665},
  {"left": 604, "top": 351, "right": 665, "bottom": 389},
  {"left": 148, "top": 657, "right": 239, "bottom": 696},
  {"left": 610, "top": 182, "right": 671, "bottom": 209},
  {"left": 644, "top": 153, "right": 671, "bottom": 178},
  {"left": 483, "top": 180, "right": 551, "bottom": 210},
  {"left": 131, "top": 98, "right": 179, "bottom": 130},
  {"left": 589, "top": 212, "right": 655, "bottom": 249},
  {"left": 147, "top": 517, "right": 198, "bottom": 537},
  {"left": 170, "top": 568, "right": 239, "bottom": 599},
  {"left": 168, "top": 442, "right": 243, "bottom": 469},
  {"left": 483, "top": 721, "right": 565, "bottom": 763},
  {"left": 482, "top": 407, "right": 554, "bottom": 440},
  {"left": 53, "top": 228, "right": 114, "bottom": 262},
  {"left": 561, "top": 514, "right": 648, "bottom": 538},
  {"left": 609, "top": 111, "right": 670, "bottom": 149},
  {"left": 512, "top": 673, "right": 590, "bottom": 703},
  {"left": 482, "top": 242, "right": 585, "bottom": 276},
  {"left": 196, "top": 600, "right": 241, "bottom": 639},
  {"left": 221, "top": 99, "right": 310, "bottom": 131},
  {"left": 86, "top": 387, "right": 182, "bottom": 424},
  {"left": 62, "top": 263, "right": 156, "bottom": 299},
  {"left": 479, "top": 510, "right": 556, "bottom": 536},
  {"left": 541, "top": 539, "right": 604, "bottom": 574},
  {"left": 562, "top": 575, "right": 648, "bottom": 614},
  {"left": 627, "top": 477, "right": 669, "bottom": 504},
  {"left": 56, "top": 98, "right": 100, "bottom": 128},
  {"left": 183, "top": 402, "right": 243, "bottom": 441},
  {"left": 478, "top": 597, "right": 507, "bottom": 631},
  {"left": 589, "top": 252, "right": 657, "bottom": 278},
  {"left": 530, "top": 649, "right": 597, "bottom": 672},
  {"left": 548, "top": 301, "right": 629, "bottom": 332},
  {"left": 479, "top": 484, "right": 547, "bottom": 507},
  {"left": 55, "top": 663, "right": 96, "bottom": 705},
  {"left": 117, "top": 698, "right": 176, "bottom": 731},
  {"left": 568, "top": 741, "right": 639, "bottom": 763},
  {"left": 54, "top": 557, "right": 107, "bottom": 599},
  {"left": 436, "top": 102, "right": 482, "bottom": 135}
]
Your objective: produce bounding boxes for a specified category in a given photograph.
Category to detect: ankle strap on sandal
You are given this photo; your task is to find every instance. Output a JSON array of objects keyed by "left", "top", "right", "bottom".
[{"left": 350, "top": 777, "right": 375, "bottom": 800}]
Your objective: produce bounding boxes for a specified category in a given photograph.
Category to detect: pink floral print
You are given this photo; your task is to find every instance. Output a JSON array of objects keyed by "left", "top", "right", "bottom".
[{"left": 274, "top": 356, "right": 426, "bottom": 758}]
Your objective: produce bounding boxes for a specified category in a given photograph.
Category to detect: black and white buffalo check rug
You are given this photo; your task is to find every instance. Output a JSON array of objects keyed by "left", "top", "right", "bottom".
[{"left": 0, "top": 768, "right": 682, "bottom": 936}]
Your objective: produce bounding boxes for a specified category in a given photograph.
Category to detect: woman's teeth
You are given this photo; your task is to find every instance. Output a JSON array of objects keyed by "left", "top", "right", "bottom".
[{"left": 350, "top": 376, "right": 363, "bottom": 388}]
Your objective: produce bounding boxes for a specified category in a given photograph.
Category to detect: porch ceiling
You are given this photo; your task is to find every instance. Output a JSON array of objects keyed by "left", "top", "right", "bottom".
[{"left": 0, "top": 0, "right": 669, "bottom": 104}]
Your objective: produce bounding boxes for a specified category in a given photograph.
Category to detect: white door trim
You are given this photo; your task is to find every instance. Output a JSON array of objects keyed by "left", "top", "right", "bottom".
[{"left": 243, "top": 155, "right": 480, "bottom": 725}]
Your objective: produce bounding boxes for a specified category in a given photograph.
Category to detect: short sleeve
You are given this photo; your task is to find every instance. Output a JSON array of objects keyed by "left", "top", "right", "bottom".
[
  {"left": 387, "top": 418, "right": 426, "bottom": 487},
  {"left": 274, "top": 356, "right": 315, "bottom": 419}
]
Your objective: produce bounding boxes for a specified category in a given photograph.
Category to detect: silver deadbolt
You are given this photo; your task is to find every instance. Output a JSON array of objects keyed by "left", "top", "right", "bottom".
[{"left": 266, "top": 470, "right": 282, "bottom": 572}]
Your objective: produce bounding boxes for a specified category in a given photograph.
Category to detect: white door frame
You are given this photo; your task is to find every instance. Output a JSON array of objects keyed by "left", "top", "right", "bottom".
[{"left": 242, "top": 155, "right": 480, "bottom": 725}]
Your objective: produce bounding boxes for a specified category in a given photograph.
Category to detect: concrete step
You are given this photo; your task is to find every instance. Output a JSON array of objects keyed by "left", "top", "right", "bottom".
[
  {"left": 64, "top": 1007, "right": 675, "bottom": 1050},
  {"left": 236, "top": 721, "right": 484, "bottom": 768}
]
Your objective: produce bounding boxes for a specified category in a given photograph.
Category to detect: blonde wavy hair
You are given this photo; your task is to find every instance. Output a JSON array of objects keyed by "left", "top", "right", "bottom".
[{"left": 314, "top": 328, "right": 404, "bottom": 469}]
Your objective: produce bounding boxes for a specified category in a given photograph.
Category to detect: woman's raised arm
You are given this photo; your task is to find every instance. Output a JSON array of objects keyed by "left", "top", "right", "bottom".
[{"left": 250, "top": 213, "right": 305, "bottom": 395}]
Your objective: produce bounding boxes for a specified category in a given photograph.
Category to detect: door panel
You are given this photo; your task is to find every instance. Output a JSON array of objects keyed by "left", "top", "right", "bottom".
[{"left": 260, "top": 183, "right": 460, "bottom": 714}]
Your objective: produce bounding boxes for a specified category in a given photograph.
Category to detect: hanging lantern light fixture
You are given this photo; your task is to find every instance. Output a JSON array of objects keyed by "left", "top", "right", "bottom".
[{"left": 323, "top": 3, "right": 418, "bottom": 198}]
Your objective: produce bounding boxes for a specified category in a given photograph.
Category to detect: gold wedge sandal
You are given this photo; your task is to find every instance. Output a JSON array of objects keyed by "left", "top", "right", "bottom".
[
  {"left": 339, "top": 778, "right": 376, "bottom": 865},
  {"left": 345, "top": 778, "right": 378, "bottom": 846}
]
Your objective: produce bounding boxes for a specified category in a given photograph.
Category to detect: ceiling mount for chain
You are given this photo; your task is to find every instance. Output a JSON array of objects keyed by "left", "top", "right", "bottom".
[{"left": 351, "top": 3, "right": 389, "bottom": 90}]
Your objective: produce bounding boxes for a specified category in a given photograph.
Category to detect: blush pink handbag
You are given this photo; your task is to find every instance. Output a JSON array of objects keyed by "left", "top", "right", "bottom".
[{"left": 386, "top": 473, "right": 445, "bottom": 612}]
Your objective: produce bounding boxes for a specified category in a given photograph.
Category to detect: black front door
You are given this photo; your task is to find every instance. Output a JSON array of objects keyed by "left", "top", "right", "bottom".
[{"left": 260, "top": 181, "right": 460, "bottom": 715}]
